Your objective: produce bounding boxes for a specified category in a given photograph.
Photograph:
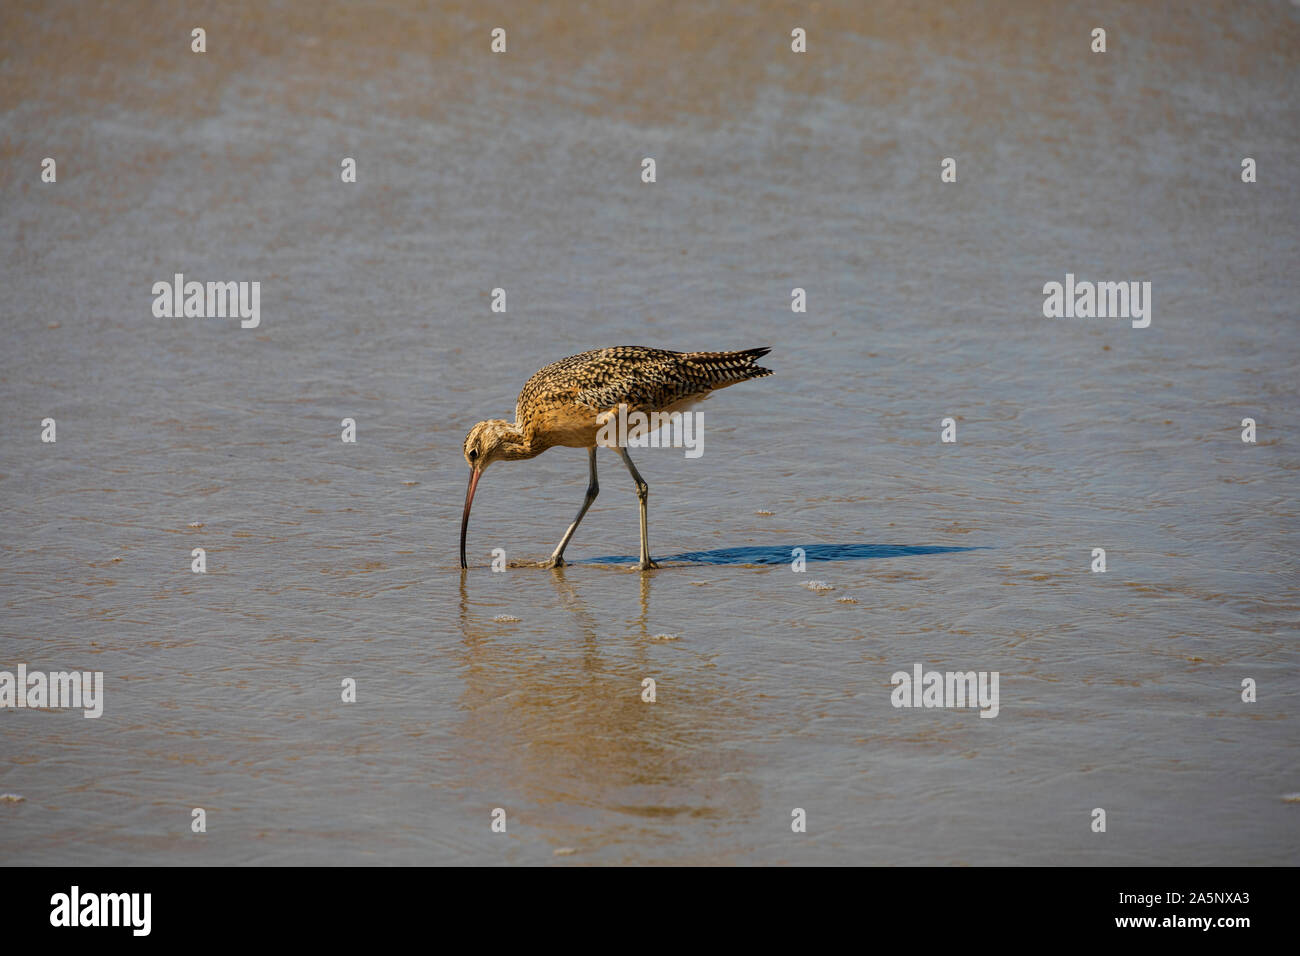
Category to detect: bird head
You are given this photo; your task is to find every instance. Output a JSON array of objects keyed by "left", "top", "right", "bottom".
[
  {"left": 462, "top": 419, "right": 515, "bottom": 472},
  {"left": 460, "top": 419, "right": 521, "bottom": 569}
]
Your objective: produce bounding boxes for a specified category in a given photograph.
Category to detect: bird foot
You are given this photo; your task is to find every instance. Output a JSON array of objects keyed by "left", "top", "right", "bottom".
[
  {"left": 539, "top": 556, "right": 566, "bottom": 569},
  {"left": 636, "top": 559, "right": 661, "bottom": 571}
]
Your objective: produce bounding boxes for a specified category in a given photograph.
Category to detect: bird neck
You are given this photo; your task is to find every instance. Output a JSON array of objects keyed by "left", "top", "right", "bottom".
[{"left": 495, "top": 421, "right": 538, "bottom": 461}]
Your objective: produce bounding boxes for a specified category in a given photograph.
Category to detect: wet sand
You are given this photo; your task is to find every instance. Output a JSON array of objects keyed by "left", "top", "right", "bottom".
[{"left": 1, "top": 0, "right": 1298, "bottom": 864}]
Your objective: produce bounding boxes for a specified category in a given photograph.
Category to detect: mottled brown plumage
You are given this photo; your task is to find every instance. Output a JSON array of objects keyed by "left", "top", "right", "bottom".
[{"left": 459, "top": 346, "right": 772, "bottom": 570}]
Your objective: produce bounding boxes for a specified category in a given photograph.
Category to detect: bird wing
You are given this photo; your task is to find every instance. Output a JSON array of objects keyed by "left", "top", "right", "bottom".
[
  {"left": 516, "top": 346, "right": 772, "bottom": 425},
  {"left": 573, "top": 355, "right": 691, "bottom": 413}
]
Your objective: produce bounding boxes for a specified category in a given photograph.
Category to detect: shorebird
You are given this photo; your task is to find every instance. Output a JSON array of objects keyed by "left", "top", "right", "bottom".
[{"left": 460, "top": 346, "right": 773, "bottom": 571}]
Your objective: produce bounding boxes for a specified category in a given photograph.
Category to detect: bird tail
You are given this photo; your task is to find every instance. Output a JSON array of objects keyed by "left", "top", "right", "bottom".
[{"left": 683, "top": 347, "right": 774, "bottom": 388}]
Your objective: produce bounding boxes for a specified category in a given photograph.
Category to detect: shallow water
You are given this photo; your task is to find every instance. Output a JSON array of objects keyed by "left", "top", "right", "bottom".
[{"left": 1, "top": 0, "right": 1298, "bottom": 864}]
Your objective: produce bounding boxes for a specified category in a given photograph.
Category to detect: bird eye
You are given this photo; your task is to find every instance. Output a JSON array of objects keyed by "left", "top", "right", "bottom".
[{"left": 468, "top": 449, "right": 478, "bottom": 460}]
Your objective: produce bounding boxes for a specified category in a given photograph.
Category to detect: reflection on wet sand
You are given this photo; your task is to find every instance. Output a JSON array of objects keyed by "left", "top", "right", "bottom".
[{"left": 454, "top": 568, "right": 761, "bottom": 860}]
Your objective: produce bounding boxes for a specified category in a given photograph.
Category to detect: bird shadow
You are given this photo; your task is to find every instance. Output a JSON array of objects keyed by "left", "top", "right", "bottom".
[{"left": 577, "top": 543, "right": 985, "bottom": 566}]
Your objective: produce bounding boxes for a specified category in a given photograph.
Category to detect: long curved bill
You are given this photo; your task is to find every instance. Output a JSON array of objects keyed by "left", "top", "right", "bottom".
[{"left": 459, "top": 467, "right": 482, "bottom": 569}]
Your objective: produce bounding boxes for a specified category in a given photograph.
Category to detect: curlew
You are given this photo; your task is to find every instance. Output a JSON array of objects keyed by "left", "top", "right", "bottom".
[{"left": 460, "top": 346, "right": 773, "bottom": 571}]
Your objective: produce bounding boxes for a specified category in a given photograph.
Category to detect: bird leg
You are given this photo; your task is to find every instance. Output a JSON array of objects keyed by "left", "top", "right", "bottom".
[
  {"left": 542, "top": 448, "right": 599, "bottom": 568},
  {"left": 616, "top": 448, "right": 659, "bottom": 571}
]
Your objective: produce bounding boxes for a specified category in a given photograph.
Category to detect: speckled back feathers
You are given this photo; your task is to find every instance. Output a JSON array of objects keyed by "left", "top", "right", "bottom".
[{"left": 510, "top": 346, "right": 772, "bottom": 452}]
